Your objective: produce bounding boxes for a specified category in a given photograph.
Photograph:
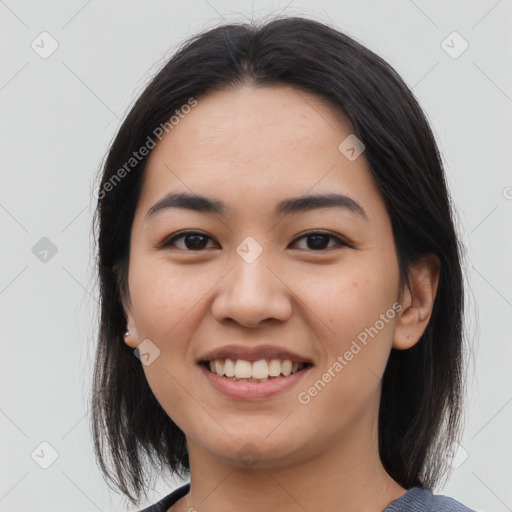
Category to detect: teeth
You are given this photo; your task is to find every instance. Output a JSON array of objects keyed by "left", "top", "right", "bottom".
[
  {"left": 224, "top": 358, "right": 236, "bottom": 377},
  {"left": 268, "top": 359, "right": 281, "bottom": 377},
  {"left": 252, "top": 359, "right": 269, "bottom": 379},
  {"left": 281, "top": 360, "right": 292, "bottom": 376},
  {"left": 207, "top": 358, "right": 307, "bottom": 380},
  {"left": 214, "top": 360, "right": 224, "bottom": 375},
  {"left": 234, "top": 359, "right": 252, "bottom": 378}
]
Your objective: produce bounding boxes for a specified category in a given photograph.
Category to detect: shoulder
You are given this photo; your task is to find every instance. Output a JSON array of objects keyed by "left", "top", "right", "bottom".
[
  {"left": 138, "top": 483, "right": 190, "bottom": 512},
  {"left": 383, "top": 486, "right": 477, "bottom": 512}
]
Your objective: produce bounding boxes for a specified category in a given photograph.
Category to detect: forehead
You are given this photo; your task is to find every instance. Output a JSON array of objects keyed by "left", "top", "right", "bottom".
[
  {"left": 154, "top": 84, "right": 352, "bottom": 164},
  {"left": 135, "top": 85, "right": 385, "bottom": 223}
]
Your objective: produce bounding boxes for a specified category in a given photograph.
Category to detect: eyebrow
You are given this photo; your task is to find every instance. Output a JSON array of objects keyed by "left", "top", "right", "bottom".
[{"left": 144, "top": 191, "right": 367, "bottom": 221}]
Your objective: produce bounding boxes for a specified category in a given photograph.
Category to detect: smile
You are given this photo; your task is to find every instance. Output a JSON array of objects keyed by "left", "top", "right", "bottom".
[{"left": 203, "top": 358, "right": 312, "bottom": 382}]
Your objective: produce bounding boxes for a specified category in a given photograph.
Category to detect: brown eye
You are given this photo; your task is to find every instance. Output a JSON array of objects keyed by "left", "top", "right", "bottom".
[
  {"left": 159, "top": 230, "right": 351, "bottom": 252},
  {"left": 161, "top": 231, "right": 218, "bottom": 251},
  {"left": 291, "top": 232, "right": 350, "bottom": 251}
]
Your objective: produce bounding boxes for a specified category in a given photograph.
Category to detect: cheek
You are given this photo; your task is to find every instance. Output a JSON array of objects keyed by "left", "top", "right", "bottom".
[
  {"left": 128, "top": 256, "right": 214, "bottom": 339},
  {"left": 294, "top": 259, "right": 396, "bottom": 335},
  {"left": 129, "top": 261, "right": 204, "bottom": 427},
  {"left": 294, "top": 259, "right": 398, "bottom": 388},
  {"left": 127, "top": 257, "right": 220, "bottom": 419}
]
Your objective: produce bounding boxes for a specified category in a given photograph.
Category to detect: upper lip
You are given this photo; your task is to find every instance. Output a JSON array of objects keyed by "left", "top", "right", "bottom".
[{"left": 198, "top": 344, "right": 313, "bottom": 364}]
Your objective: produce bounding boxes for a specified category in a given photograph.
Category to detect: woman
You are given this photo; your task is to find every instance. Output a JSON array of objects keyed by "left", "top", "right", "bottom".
[{"left": 91, "top": 16, "right": 476, "bottom": 512}]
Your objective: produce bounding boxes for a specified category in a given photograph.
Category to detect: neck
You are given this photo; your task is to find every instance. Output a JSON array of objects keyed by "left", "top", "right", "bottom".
[{"left": 176, "top": 410, "right": 406, "bottom": 512}]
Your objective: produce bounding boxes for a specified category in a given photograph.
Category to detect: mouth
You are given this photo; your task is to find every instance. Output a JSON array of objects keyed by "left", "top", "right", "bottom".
[{"left": 199, "top": 358, "right": 314, "bottom": 383}]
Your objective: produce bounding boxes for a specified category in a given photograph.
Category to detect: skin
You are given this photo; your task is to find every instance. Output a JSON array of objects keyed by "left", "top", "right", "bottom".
[{"left": 122, "top": 84, "right": 440, "bottom": 512}]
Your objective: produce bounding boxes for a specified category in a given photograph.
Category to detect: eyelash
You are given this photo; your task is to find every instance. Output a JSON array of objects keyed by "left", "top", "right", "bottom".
[{"left": 159, "top": 230, "right": 352, "bottom": 252}]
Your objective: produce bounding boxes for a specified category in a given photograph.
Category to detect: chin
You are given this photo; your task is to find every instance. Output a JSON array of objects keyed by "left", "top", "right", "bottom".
[{"left": 192, "top": 426, "right": 311, "bottom": 470}]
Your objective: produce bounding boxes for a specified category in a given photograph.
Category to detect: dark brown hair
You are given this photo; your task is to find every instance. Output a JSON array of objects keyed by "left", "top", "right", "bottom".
[{"left": 91, "top": 15, "right": 467, "bottom": 505}]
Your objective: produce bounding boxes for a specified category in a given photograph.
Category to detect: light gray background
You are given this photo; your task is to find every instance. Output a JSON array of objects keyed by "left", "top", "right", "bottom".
[{"left": 1, "top": 1, "right": 511, "bottom": 511}]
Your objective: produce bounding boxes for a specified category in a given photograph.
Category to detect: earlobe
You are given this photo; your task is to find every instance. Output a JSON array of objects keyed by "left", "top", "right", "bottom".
[
  {"left": 124, "top": 329, "right": 139, "bottom": 348},
  {"left": 123, "top": 308, "right": 139, "bottom": 348},
  {"left": 113, "top": 260, "right": 139, "bottom": 347},
  {"left": 392, "top": 254, "right": 440, "bottom": 350}
]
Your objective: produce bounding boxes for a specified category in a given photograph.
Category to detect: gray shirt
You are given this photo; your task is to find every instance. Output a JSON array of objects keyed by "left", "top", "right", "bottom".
[
  {"left": 383, "top": 486, "right": 476, "bottom": 511},
  {"left": 139, "top": 483, "right": 477, "bottom": 511}
]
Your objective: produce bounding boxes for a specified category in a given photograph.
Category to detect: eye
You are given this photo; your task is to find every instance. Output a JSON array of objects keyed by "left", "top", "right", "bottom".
[
  {"left": 290, "top": 231, "right": 350, "bottom": 251},
  {"left": 159, "top": 231, "right": 219, "bottom": 251},
  {"left": 159, "top": 230, "right": 351, "bottom": 252}
]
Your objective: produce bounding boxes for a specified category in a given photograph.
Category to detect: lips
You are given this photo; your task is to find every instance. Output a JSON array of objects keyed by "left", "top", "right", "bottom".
[
  {"left": 197, "top": 345, "right": 313, "bottom": 390},
  {"left": 199, "top": 359, "right": 312, "bottom": 400}
]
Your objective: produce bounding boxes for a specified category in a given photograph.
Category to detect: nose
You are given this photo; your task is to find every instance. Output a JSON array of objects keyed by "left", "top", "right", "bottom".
[{"left": 211, "top": 251, "right": 293, "bottom": 328}]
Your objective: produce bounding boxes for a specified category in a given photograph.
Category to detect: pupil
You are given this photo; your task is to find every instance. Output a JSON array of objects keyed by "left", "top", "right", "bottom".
[
  {"left": 307, "top": 235, "right": 329, "bottom": 250},
  {"left": 186, "top": 234, "right": 207, "bottom": 250}
]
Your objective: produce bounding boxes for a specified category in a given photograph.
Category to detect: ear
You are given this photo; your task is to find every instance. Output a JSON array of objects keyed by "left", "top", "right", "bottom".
[
  {"left": 123, "top": 304, "right": 140, "bottom": 349},
  {"left": 114, "top": 260, "right": 140, "bottom": 349},
  {"left": 393, "top": 253, "right": 440, "bottom": 350}
]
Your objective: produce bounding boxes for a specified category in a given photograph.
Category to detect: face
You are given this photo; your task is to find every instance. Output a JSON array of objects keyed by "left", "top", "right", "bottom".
[{"left": 123, "top": 84, "right": 409, "bottom": 469}]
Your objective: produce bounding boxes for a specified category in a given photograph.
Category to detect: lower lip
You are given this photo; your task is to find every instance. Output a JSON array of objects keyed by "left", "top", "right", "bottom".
[{"left": 199, "top": 364, "right": 311, "bottom": 400}]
